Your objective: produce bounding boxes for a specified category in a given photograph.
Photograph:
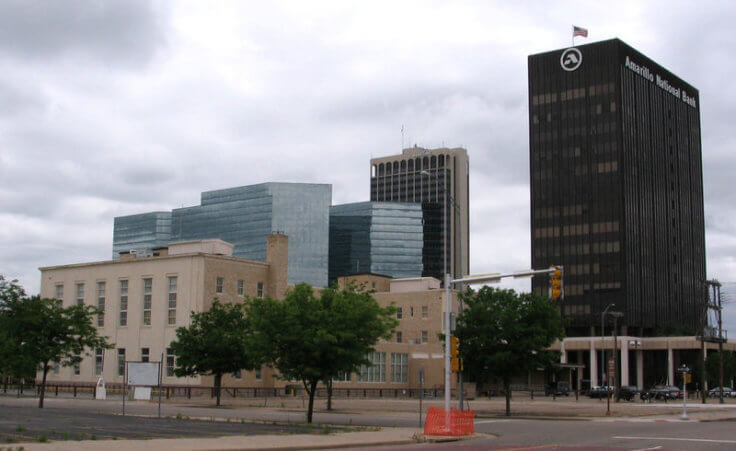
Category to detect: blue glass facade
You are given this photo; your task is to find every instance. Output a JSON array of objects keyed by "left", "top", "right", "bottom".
[
  {"left": 113, "top": 183, "right": 331, "bottom": 287},
  {"left": 329, "top": 202, "right": 424, "bottom": 282},
  {"left": 112, "top": 212, "right": 172, "bottom": 258}
]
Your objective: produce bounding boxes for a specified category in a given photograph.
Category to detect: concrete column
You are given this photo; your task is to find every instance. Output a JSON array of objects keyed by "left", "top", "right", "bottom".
[
  {"left": 590, "top": 339, "right": 598, "bottom": 387},
  {"left": 636, "top": 350, "right": 644, "bottom": 389},
  {"left": 667, "top": 346, "right": 674, "bottom": 386},
  {"left": 577, "top": 351, "right": 584, "bottom": 389},
  {"left": 620, "top": 339, "right": 629, "bottom": 386},
  {"left": 560, "top": 340, "right": 567, "bottom": 364}
]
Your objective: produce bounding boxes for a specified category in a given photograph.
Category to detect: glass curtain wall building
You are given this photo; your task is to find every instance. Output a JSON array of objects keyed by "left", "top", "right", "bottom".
[
  {"left": 370, "top": 146, "right": 469, "bottom": 282},
  {"left": 329, "top": 202, "right": 425, "bottom": 282},
  {"left": 113, "top": 183, "right": 331, "bottom": 287},
  {"left": 528, "top": 39, "right": 705, "bottom": 334},
  {"left": 113, "top": 212, "right": 172, "bottom": 258}
]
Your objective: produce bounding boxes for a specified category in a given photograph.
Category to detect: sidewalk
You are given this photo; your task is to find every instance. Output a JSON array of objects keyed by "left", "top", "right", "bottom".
[{"left": 7, "top": 427, "right": 424, "bottom": 451}]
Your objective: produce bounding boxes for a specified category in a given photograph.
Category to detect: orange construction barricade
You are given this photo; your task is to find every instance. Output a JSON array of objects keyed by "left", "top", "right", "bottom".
[{"left": 424, "top": 407, "right": 475, "bottom": 436}]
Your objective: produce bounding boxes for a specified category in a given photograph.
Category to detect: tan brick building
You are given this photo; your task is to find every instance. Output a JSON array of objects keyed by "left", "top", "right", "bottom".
[{"left": 38, "top": 241, "right": 463, "bottom": 392}]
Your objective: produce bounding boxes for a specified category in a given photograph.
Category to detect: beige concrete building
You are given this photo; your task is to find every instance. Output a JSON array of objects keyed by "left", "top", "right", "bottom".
[{"left": 39, "top": 235, "right": 289, "bottom": 388}]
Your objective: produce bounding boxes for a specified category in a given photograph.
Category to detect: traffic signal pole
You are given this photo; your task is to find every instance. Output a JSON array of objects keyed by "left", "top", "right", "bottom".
[{"left": 444, "top": 266, "right": 564, "bottom": 420}]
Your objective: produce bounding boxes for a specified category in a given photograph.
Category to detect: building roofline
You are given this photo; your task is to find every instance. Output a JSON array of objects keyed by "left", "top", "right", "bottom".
[{"left": 39, "top": 252, "right": 269, "bottom": 272}]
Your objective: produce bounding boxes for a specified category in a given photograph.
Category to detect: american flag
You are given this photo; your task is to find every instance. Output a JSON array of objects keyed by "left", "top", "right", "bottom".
[{"left": 573, "top": 26, "right": 588, "bottom": 38}]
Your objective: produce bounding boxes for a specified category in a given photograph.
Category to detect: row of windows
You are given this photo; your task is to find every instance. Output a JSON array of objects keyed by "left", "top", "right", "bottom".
[
  {"left": 56, "top": 277, "right": 178, "bottom": 328},
  {"left": 371, "top": 155, "right": 452, "bottom": 177},
  {"left": 535, "top": 161, "right": 618, "bottom": 180},
  {"left": 533, "top": 122, "right": 618, "bottom": 143},
  {"left": 395, "top": 330, "right": 429, "bottom": 344},
  {"left": 534, "top": 221, "right": 620, "bottom": 239},
  {"left": 531, "top": 83, "right": 616, "bottom": 105},
  {"left": 396, "top": 306, "right": 429, "bottom": 319},
  {"left": 534, "top": 241, "right": 621, "bottom": 257},
  {"left": 532, "top": 102, "right": 617, "bottom": 125},
  {"left": 533, "top": 142, "right": 618, "bottom": 162},
  {"left": 215, "top": 276, "right": 264, "bottom": 298},
  {"left": 563, "top": 304, "right": 592, "bottom": 316},
  {"left": 564, "top": 281, "right": 622, "bottom": 296},
  {"left": 357, "top": 352, "right": 409, "bottom": 383}
]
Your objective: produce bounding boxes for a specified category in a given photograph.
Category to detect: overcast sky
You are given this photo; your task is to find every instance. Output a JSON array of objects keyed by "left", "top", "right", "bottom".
[{"left": 1, "top": 0, "right": 735, "bottom": 330}]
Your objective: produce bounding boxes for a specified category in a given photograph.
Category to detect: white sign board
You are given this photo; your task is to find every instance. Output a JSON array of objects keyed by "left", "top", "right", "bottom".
[
  {"left": 134, "top": 386, "right": 152, "bottom": 400},
  {"left": 127, "top": 362, "right": 160, "bottom": 386}
]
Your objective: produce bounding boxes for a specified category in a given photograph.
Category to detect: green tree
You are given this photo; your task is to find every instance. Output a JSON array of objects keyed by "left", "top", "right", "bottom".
[
  {"left": 2, "top": 295, "right": 111, "bottom": 408},
  {"left": 455, "top": 287, "right": 564, "bottom": 416},
  {"left": 170, "top": 300, "right": 259, "bottom": 406},
  {"left": 705, "top": 351, "right": 736, "bottom": 388},
  {"left": 247, "top": 283, "right": 397, "bottom": 423}
]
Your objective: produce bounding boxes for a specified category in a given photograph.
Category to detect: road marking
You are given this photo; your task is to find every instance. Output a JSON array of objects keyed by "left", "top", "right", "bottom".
[
  {"left": 497, "top": 446, "right": 559, "bottom": 451},
  {"left": 632, "top": 447, "right": 662, "bottom": 451},
  {"left": 615, "top": 436, "right": 736, "bottom": 444},
  {"left": 475, "top": 419, "right": 514, "bottom": 424}
]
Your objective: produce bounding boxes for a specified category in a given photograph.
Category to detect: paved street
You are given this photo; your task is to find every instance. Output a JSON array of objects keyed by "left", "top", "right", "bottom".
[{"left": 3, "top": 394, "right": 736, "bottom": 449}]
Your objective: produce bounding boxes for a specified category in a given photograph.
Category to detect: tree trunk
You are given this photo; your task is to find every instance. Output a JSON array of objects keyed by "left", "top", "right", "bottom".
[
  {"left": 504, "top": 378, "right": 511, "bottom": 417},
  {"left": 326, "top": 379, "right": 333, "bottom": 411},
  {"left": 39, "top": 364, "right": 49, "bottom": 409},
  {"left": 214, "top": 373, "right": 222, "bottom": 407},
  {"left": 306, "top": 379, "right": 318, "bottom": 423}
]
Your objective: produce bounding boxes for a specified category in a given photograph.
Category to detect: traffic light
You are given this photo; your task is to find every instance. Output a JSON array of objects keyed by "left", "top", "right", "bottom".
[
  {"left": 549, "top": 266, "right": 564, "bottom": 301},
  {"left": 450, "top": 335, "right": 460, "bottom": 357},
  {"left": 450, "top": 335, "right": 461, "bottom": 372}
]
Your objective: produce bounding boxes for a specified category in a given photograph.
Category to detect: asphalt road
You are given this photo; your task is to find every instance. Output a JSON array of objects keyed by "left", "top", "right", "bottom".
[
  {"left": 355, "top": 419, "right": 736, "bottom": 450},
  {"left": 0, "top": 404, "right": 321, "bottom": 444}
]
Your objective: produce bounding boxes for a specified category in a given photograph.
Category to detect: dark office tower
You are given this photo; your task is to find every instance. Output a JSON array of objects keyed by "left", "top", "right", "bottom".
[
  {"left": 370, "top": 146, "right": 469, "bottom": 282},
  {"left": 529, "top": 39, "right": 706, "bottom": 335}
]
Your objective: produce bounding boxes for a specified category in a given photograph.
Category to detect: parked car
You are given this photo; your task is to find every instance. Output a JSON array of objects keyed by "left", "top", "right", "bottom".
[
  {"left": 546, "top": 381, "right": 571, "bottom": 396},
  {"left": 588, "top": 385, "right": 613, "bottom": 398},
  {"left": 708, "top": 387, "right": 735, "bottom": 398},
  {"left": 648, "top": 385, "right": 681, "bottom": 400},
  {"left": 618, "top": 385, "right": 639, "bottom": 401}
]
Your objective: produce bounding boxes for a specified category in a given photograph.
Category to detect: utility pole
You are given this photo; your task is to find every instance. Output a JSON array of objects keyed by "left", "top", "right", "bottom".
[{"left": 700, "top": 281, "right": 708, "bottom": 404}]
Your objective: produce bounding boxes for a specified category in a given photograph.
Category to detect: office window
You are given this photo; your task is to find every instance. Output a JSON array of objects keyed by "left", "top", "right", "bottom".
[
  {"left": 97, "top": 281, "right": 105, "bottom": 327},
  {"left": 55, "top": 284, "right": 63, "bottom": 302},
  {"left": 359, "top": 352, "right": 386, "bottom": 382},
  {"left": 396, "top": 307, "right": 403, "bottom": 319},
  {"left": 142, "top": 278, "right": 152, "bottom": 326},
  {"left": 73, "top": 362, "right": 80, "bottom": 375},
  {"left": 141, "top": 348, "right": 150, "bottom": 363},
  {"left": 255, "top": 367, "right": 262, "bottom": 380},
  {"left": 421, "top": 330, "right": 428, "bottom": 344},
  {"left": 119, "top": 280, "right": 128, "bottom": 326},
  {"left": 216, "top": 277, "right": 224, "bottom": 293},
  {"left": 334, "top": 371, "right": 350, "bottom": 382},
  {"left": 396, "top": 331, "right": 402, "bottom": 343},
  {"left": 410, "top": 307, "right": 414, "bottom": 317},
  {"left": 95, "top": 348, "right": 104, "bottom": 375},
  {"left": 391, "top": 353, "right": 409, "bottom": 382},
  {"left": 234, "top": 369, "right": 242, "bottom": 379},
  {"left": 237, "top": 279, "right": 244, "bottom": 296},
  {"left": 166, "top": 348, "right": 175, "bottom": 377},
  {"left": 257, "top": 281, "right": 264, "bottom": 298},
  {"left": 53, "top": 362, "right": 59, "bottom": 375},
  {"left": 422, "top": 306, "right": 428, "bottom": 319},
  {"left": 117, "top": 348, "right": 125, "bottom": 376},
  {"left": 168, "top": 276, "right": 177, "bottom": 325},
  {"left": 76, "top": 283, "right": 84, "bottom": 305}
]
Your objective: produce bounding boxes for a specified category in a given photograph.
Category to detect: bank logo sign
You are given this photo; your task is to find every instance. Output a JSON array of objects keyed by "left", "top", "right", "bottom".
[{"left": 560, "top": 48, "right": 582, "bottom": 71}]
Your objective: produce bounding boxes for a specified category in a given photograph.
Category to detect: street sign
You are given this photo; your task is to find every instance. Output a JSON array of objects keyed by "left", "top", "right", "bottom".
[
  {"left": 684, "top": 374, "right": 692, "bottom": 383},
  {"left": 607, "top": 357, "right": 615, "bottom": 378}
]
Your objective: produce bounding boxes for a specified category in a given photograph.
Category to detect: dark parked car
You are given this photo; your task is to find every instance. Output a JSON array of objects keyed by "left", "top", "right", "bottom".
[
  {"left": 588, "top": 385, "right": 613, "bottom": 398},
  {"left": 618, "top": 385, "right": 639, "bottom": 401},
  {"left": 546, "top": 381, "right": 570, "bottom": 396},
  {"left": 647, "top": 385, "right": 681, "bottom": 400}
]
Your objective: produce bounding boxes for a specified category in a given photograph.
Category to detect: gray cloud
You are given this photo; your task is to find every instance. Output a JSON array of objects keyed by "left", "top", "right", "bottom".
[{"left": 0, "top": 0, "right": 168, "bottom": 67}]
